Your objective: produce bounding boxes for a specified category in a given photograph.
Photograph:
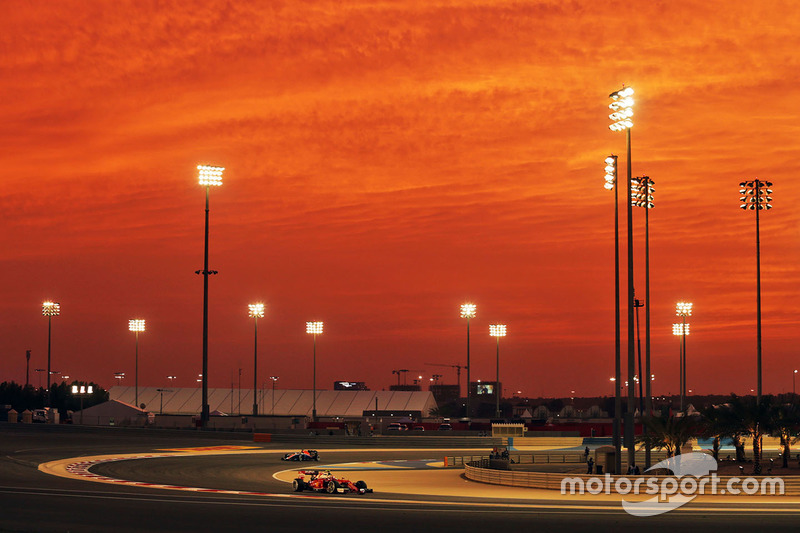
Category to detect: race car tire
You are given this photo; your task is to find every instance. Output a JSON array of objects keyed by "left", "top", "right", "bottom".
[
  {"left": 292, "top": 479, "right": 305, "bottom": 492},
  {"left": 326, "top": 481, "right": 338, "bottom": 494},
  {"left": 355, "top": 481, "right": 367, "bottom": 490}
]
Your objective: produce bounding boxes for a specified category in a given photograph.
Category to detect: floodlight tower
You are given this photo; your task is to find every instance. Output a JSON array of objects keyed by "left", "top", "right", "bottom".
[
  {"left": 460, "top": 303, "right": 476, "bottom": 419},
  {"left": 128, "top": 319, "right": 146, "bottom": 408},
  {"left": 608, "top": 84, "right": 635, "bottom": 469},
  {"left": 739, "top": 179, "right": 773, "bottom": 404},
  {"left": 197, "top": 164, "right": 224, "bottom": 425},
  {"left": 489, "top": 324, "right": 507, "bottom": 419},
  {"left": 42, "top": 301, "right": 60, "bottom": 408},
  {"left": 604, "top": 155, "right": 622, "bottom": 473},
  {"left": 249, "top": 303, "right": 265, "bottom": 416},
  {"left": 306, "top": 321, "right": 323, "bottom": 422},
  {"left": 675, "top": 301, "right": 692, "bottom": 409}
]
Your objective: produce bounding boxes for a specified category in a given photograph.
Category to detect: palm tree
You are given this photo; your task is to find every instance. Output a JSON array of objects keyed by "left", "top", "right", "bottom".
[
  {"left": 637, "top": 412, "right": 698, "bottom": 458},
  {"left": 770, "top": 402, "right": 800, "bottom": 468},
  {"left": 718, "top": 394, "right": 775, "bottom": 474}
]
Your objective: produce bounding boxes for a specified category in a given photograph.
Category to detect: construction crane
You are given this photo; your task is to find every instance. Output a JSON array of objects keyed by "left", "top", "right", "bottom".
[{"left": 425, "top": 363, "right": 466, "bottom": 395}]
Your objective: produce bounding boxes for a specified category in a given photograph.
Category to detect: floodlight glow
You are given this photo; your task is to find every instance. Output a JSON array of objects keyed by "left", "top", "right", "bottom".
[
  {"left": 672, "top": 323, "right": 689, "bottom": 335},
  {"left": 42, "top": 301, "right": 61, "bottom": 317},
  {"left": 248, "top": 303, "right": 265, "bottom": 318},
  {"left": 489, "top": 324, "right": 507, "bottom": 337},
  {"left": 604, "top": 155, "right": 617, "bottom": 190},
  {"left": 72, "top": 385, "right": 77, "bottom": 394},
  {"left": 460, "top": 303, "right": 477, "bottom": 319},
  {"left": 306, "top": 321, "right": 323, "bottom": 335},
  {"left": 197, "top": 165, "right": 224, "bottom": 186},
  {"left": 129, "top": 319, "right": 146, "bottom": 332},
  {"left": 675, "top": 301, "right": 693, "bottom": 317},
  {"left": 608, "top": 86, "right": 634, "bottom": 131}
]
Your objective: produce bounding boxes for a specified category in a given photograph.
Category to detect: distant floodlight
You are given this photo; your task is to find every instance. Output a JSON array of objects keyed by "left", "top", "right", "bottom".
[
  {"left": 460, "top": 303, "right": 477, "bottom": 319},
  {"left": 197, "top": 165, "right": 224, "bottom": 186},
  {"left": 42, "top": 301, "right": 61, "bottom": 317},
  {"left": 489, "top": 324, "right": 507, "bottom": 337},
  {"left": 306, "top": 321, "right": 323, "bottom": 335},
  {"left": 248, "top": 303, "right": 265, "bottom": 318},
  {"left": 676, "top": 302, "right": 693, "bottom": 317},
  {"left": 128, "top": 319, "right": 146, "bottom": 332}
]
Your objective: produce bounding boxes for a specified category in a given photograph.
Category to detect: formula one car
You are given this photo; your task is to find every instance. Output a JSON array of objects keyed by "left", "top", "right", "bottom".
[
  {"left": 291, "top": 470, "right": 373, "bottom": 494},
  {"left": 281, "top": 449, "right": 319, "bottom": 462}
]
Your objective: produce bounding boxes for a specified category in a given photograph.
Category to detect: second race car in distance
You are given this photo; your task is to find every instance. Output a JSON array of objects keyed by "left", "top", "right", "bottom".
[{"left": 281, "top": 449, "right": 320, "bottom": 461}]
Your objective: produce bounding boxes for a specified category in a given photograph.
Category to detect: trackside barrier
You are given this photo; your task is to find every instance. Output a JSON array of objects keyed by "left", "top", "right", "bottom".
[
  {"left": 463, "top": 461, "right": 800, "bottom": 495},
  {"left": 253, "top": 433, "right": 272, "bottom": 442}
]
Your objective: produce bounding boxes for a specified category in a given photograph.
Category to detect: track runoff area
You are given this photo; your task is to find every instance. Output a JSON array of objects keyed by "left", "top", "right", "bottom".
[{"left": 35, "top": 441, "right": 800, "bottom": 518}]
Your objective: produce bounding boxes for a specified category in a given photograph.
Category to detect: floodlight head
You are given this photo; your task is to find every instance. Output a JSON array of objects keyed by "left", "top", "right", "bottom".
[
  {"left": 42, "top": 301, "right": 61, "bottom": 317},
  {"left": 604, "top": 155, "right": 617, "bottom": 190},
  {"left": 197, "top": 165, "right": 224, "bottom": 186},
  {"left": 248, "top": 303, "right": 265, "bottom": 319},
  {"left": 460, "top": 303, "right": 477, "bottom": 319},
  {"left": 675, "top": 301, "right": 693, "bottom": 317},
  {"left": 129, "top": 319, "right": 146, "bottom": 332},
  {"left": 489, "top": 324, "right": 507, "bottom": 337},
  {"left": 608, "top": 86, "right": 634, "bottom": 131},
  {"left": 306, "top": 321, "right": 323, "bottom": 335}
]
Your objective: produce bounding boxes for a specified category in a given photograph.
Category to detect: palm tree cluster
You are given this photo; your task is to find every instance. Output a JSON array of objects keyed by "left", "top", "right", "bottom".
[{"left": 637, "top": 394, "right": 800, "bottom": 474}]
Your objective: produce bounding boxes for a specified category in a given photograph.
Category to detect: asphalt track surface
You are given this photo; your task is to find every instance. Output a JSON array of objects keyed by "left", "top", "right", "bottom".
[{"left": 3, "top": 426, "right": 800, "bottom": 532}]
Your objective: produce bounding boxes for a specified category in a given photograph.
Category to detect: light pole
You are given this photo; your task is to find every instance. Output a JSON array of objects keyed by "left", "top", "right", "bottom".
[
  {"left": 632, "top": 174, "right": 654, "bottom": 467},
  {"left": 604, "top": 154, "right": 622, "bottom": 473},
  {"left": 42, "top": 301, "right": 60, "bottom": 408},
  {"left": 739, "top": 179, "right": 773, "bottom": 404},
  {"left": 460, "top": 303, "right": 476, "bottom": 420},
  {"left": 156, "top": 388, "right": 172, "bottom": 414},
  {"left": 72, "top": 384, "right": 93, "bottom": 425},
  {"left": 196, "top": 164, "right": 224, "bottom": 426},
  {"left": 270, "top": 376, "right": 279, "bottom": 415},
  {"left": 306, "top": 321, "right": 323, "bottom": 422},
  {"left": 489, "top": 324, "right": 506, "bottom": 419},
  {"left": 114, "top": 372, "right": 125, "bottom": 387},
  {"left": 167, "top": 375, "right": 177, "bottom": 387},
  {"left": 249, "top": 303, "right": 265, "bottom": 416},
  {"left": 128, "top": 319, "right": 145, "bottom": 408},
  {"left": 609, "top": 84, "right": 635, "bottom": 470}
]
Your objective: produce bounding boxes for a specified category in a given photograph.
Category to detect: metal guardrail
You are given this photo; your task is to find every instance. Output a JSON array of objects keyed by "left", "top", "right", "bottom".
[{"left": 463, "top": 461, "right": 800, "bottom": 495}]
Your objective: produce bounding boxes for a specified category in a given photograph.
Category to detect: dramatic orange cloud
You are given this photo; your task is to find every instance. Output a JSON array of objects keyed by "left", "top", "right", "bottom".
[{"left": 1, "top": 1, "right": 798, "bottom": 400}]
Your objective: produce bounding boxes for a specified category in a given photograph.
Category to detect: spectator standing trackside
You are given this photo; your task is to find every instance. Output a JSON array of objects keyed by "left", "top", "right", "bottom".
[{"left": 587, "top": 457, "right": 594, "bottom": 474}]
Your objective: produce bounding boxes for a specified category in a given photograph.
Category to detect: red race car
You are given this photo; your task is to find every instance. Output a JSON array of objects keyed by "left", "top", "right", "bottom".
[{"left": 291, "top": 470, "right": 373, "bottom": 494}]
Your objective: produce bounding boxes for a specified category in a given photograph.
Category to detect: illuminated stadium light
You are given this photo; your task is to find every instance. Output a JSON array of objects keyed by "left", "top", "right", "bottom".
[
  {"left": 672, "top": 323, "right": 689, "bottom": 336},
  {"left": 248, "top": 303, "right": 265, "bottom": 319},
  {"left": 460, "top": 303, "right": 476, "bottom": 319},
  {"left": 307, "top": 321, "right": 324, "bottom": 421},
  {"left": 608, "top": 86, "right": 634, "bottom": 131},
  {"left": 197, "top": 165, "right": 224, "bottom": 186},
  {"left": 128, "top": 319, "right": 146, "bottom": 332},
  {"left": 675, "top": 301, "right": 693, "bottom": 317},
  {"left": 604, "top": 155, "right": 617, "bottom": 191},
  {"left": 306, "top": 321, "right": 323, "bottom": 335},
  {"left": 42, "top": 301, "right": 60, "bottom": 317},
  {"left": 489, "top": 324, "right": 507, "bottom": 337}
]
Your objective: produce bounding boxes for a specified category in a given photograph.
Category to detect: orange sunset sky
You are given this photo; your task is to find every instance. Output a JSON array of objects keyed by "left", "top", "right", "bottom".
[{"left": 1, "top": 1, "right": 798, "bottom": 399}]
